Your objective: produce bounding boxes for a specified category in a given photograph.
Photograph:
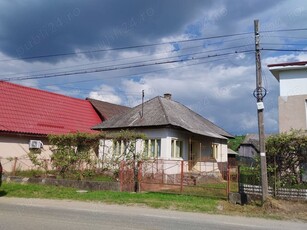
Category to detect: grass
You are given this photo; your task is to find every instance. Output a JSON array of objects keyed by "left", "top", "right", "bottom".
[
  {"left": 0, "top": 182, "right": 218, "bottom": 212},
  {"left": 163, "top": 182, "right": 231, "bottom": 198},
  {"left": 1, "top": 182, "right": 307, "bottom": 221}
]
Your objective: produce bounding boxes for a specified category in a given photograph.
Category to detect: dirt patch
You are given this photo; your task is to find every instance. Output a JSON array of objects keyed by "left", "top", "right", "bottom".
[{"left": 217, "top": 197, "right": 307, "bottom": 221}]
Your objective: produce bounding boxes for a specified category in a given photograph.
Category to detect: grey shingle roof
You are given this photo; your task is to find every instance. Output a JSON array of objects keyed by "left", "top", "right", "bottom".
[
  {"left": 241, "top": 133, "right": 271, "bottom": 152},
  {"left": 93, "top": 96, "right": 233, "bottom": 139}
]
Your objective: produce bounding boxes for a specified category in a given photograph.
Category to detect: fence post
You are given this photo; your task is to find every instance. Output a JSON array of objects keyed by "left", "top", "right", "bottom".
[
  {"left": 12, "top": 157, "right": 18, "bottom": 176},
  {"left": 119, "top": 161, "right": 124, "bottom": 192},
  {"left": 273, "top": 155, "right": 277, "bottom": 197},
  {"left": 238, "top": 165, "right": 241, "bottom": 193},
  {"left": 138, "top": 161, "right": 142, "bottom": 192},
  {"left": 227, "top": 163, "right": 230, "bottom": 198},
  {"left": 161, "top": 159, "right": 164, "bottom": 184},
  {"left": 180, "top": 160, "right": 184, "bottom": 193}
]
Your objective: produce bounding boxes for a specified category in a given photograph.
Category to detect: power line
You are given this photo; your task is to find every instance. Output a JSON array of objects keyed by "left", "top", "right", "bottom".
[
  {"left": 261, "top": 28, "right": 307, "bottom": 33},
  {"left": 45, "top": 53, "right": 254, "bottom": 89},
  {"left": 1, "top": 27, "right": 306, "bottom": 64},
  {"left": 3, "top": 50, "right": 254, "bottom": 82},
  {"left": 261, "top": 48, "right": 307, "bottom": 52},
  {"left": 262, "top": 43, "right": 307, "bottom": 46},
  {"left": 262, "top": 35, "right": 307, "bottom": 40},
  {"left": 0, "top": 32, "right": 252, "bottom": 63},
  {"left": 0, "top": 43, "right": 253, "bottom": 79},
  {"left": 40, "top": 54, "right": 246, "bottom": 88},
  {"left": 0, "top": 36, "right": 253, "bottom": 78},
  {"left": 1, "top": 46, "right": 253, "bottom": 81}
]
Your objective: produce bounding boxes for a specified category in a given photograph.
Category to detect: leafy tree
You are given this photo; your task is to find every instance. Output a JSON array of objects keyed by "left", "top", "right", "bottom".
[
  {"left": 228, "top": 135, "right": 245, "bottom": 151},
  {"left": 48, "top": 132, "right": 104, "bottom": 179},
  {"left": 102, "top": 130, "right": 147, "bottom": 192},
  {"left": 266, "top": 130, "right": 307, "bottom": 187}
]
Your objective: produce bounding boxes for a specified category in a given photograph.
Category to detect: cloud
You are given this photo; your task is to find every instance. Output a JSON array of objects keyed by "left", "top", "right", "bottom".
[
  {"left": 88, "top": 84, "right": 122, "bottom": 104},
  {"left": 0, "top": 0, "right": 214, "bottom": 62},
  {"left": 0, "top": 0, "right": 306, "bottom": 136}
]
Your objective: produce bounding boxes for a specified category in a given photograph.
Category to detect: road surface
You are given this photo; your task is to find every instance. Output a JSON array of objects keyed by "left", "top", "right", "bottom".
[{"left": 0, "top": 197, "right": 306, "bottom": 230}]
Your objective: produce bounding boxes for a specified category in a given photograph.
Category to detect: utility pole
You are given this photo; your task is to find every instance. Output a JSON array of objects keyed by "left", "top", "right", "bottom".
[{"left": 253, "top": 19, "right": 268, "bottom": 203}]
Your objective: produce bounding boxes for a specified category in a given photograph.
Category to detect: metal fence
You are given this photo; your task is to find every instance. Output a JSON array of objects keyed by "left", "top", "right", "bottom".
[
  {"left": 2, "top": 156, "right": 242, "bottom": 199},
  {"left": 238, "top": 165, "right": 307, "bottom": 200},
  {"left": 119, "top": 159, "right": 239, "bottom": 198}
]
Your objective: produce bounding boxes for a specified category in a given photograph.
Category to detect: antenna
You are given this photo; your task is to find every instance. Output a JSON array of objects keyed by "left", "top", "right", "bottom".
[{"left": 141, "top": 90, "right": 144, "bottom": 118}]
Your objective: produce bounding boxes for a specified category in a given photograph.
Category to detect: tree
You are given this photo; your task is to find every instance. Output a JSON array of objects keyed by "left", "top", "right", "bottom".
[
  {"left": 266, "top": 130, "right": 307, "bottom": 187},
  {"left": 48, "top": 132, "right": 103, "bottom": 179},
  {"left": 105, "top": 130, "right": 147, "bottom": 192}
]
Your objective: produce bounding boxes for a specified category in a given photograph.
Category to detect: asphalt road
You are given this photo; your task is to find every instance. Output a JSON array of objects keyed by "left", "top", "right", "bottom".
[{"left": 0, "top": 197, "right": 306, "bottom": 230}]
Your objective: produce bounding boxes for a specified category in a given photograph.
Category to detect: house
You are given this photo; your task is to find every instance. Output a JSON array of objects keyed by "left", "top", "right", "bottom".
[
  {"left": 237, "top": 134, "right": 272, "bottom": 166},
  {"left": 268, "top": 61, "right": 307, "bottom": 133},
  {"left": 237, "top": 134, "right": 261, "bottom": 166},
  {"left": 0, "top": 81, "right": 128, "bottom": 172},
  {"left": 93, "top": 93, "right": 233, "bottom": 177},
  {"left": 238, "top": 134, "right": 260, "bottom": 158}
]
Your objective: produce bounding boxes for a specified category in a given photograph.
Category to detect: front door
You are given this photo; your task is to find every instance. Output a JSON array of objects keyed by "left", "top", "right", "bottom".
[{"left": 188, "top": 141, "right": 200, "bottom": 171}]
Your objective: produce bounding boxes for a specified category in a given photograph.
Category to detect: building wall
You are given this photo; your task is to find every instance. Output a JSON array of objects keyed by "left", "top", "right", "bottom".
[
  {"left": 98, "top": 128, "right": 228, "bottom": 163},
  {"left": 238, "top": 145, "right": 258, "bottom": 158},
  {"left": 278, "top": 94, "right": 307, "bottom": 132},
  {"left": 0, "top": 134, "right": 52, "bottom": 172},
  {"left": 279, "top": 69, "right": 307, "bottom": 96}
]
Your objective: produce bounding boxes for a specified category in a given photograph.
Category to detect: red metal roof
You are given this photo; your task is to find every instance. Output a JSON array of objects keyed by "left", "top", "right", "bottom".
[{"left": 0, "top": 81, "right": 102, "bottom": 135}]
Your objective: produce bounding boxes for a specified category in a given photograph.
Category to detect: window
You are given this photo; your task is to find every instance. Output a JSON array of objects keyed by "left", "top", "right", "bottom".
[
  {"left": 113, "top": 140, "right": 133, "bottom": 156},
  {"left": 171, "top": 139, "right": 183, "bottom": 158},
  {"left": 113, "top": 140, "right": 122, "bottom": 156},
  {"left": 212, "top": 143, "right": 219, "bottom": 159},
  {"left": 144, "top": 139, "right": 161, "bottom": 158}
]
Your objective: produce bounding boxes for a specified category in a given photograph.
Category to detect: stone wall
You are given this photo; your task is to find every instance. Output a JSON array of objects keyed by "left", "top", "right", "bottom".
[{"left": 4, "top": 176, "right": 120, "bottom": 191}]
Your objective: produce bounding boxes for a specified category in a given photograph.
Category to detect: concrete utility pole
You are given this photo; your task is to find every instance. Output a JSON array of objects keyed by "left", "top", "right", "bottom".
[{"left": 253, "top": 19, "right": 269, "bottom": 203}]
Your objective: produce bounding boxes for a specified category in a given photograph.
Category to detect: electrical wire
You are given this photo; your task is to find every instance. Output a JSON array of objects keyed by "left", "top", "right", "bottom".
[
  {"left": 43, "top": 52, "right": 255, "bottom": 89},
  {"left": 0, "top": 32, "right": 252, "bottom": 62},
  {"left": 261, "top": 48, "right": 307, "bottom": 52},
  {"left": 3, "top": 50, "right": 254, "bottom": 82},
  {"left": 0, "top": 43, "right": 253, "bottom": 79},
  {"left": 261, "top": 28, "right": 307, "bottom": 33}
]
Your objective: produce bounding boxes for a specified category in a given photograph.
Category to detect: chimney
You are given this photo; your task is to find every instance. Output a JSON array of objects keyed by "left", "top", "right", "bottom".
[{"left": 164, "top": 93, "right": 172, "bottom": 100}]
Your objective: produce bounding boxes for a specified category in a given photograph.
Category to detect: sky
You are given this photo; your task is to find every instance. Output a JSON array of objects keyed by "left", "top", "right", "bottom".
[{"left": 1, "top": 0, "right": 307, "bottom": 135}]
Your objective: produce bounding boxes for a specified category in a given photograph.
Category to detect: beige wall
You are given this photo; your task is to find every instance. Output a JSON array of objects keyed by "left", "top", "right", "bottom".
[
  {"left": 0, "top": 134, "right": 52, "bottom": 172},
  {"left": 279, "top": 94, "right": 307, "bottom": 133}
]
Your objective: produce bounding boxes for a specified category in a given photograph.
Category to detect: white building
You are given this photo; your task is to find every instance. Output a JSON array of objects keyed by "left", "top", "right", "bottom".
[{"left": 268, "top": 61, "right": 307, "bottom": 133}]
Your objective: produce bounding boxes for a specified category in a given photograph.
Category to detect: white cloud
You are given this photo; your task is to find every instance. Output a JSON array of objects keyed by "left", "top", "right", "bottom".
[
  {"left": 1, "top": 1, "right": 307, "bottom": 135},
  {"left": 88, "top": 84, "right": 122, "bottom": 104}
]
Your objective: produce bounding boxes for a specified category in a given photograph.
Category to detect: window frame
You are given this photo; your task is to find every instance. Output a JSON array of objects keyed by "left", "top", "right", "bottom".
[
  {"left": 144, "top": 138, "right": 161, "bottom": 159},
  {"left": 212, "top": 143, "right": 219, "bottom": 160},
  {"left": 171, "top": 139, "right": 183, "bottom": 159}
]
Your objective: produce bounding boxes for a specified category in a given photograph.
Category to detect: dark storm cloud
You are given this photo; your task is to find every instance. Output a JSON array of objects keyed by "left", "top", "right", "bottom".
[{"left": 0, "top": 0, "right": 214, "bottom": 62}]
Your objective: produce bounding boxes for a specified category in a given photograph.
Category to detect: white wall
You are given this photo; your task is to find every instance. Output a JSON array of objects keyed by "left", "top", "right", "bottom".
[
  {"left": 280, "top": 69, "right": 307, "bottom": 96},
  {"left": 98, "top": 128, "right": 228, "bottom": 163}
]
